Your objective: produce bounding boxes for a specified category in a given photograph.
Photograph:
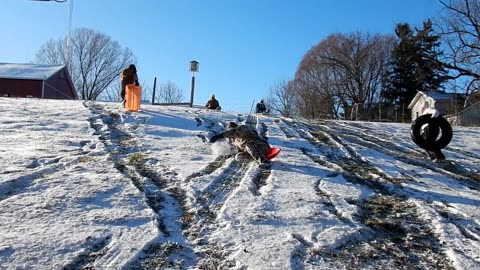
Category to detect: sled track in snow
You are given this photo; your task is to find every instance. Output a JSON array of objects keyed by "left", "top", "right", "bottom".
[
  {"left": 251, "top": 121, "right": 272, "bottom": 195},
  {"left": 276, "top": 119, "right": 365, "bottom": 224},
  {"left": 308, "top": 195, "right": 453, "bottom": 270},
  {"left": 446, "top": 146, "right": 480, "bottom": 161},
  {"left": 198, "top": 160, "right": 250, "bottom": 206},
  {"left": 183, "top": 158, "right": 253, "bottom": 270},
  {"left": 319, "top": 120, "right": 480, "bottom": 189},
  {"left": 184, "top": 156, "right": 229, "bottom": 182},
  {"left": 282, "top": 119, "right": 392, "bottom": 192},
  {"left": 319, "top": 121, "right": 479, "bottom": 268},
  {"left": 183, "top": 117, "right": 259, "bottom": 268},
  {"left": 251, "top": 163, "right": 272, "bottom": 196},
  {"left": 183, "top": 114, "right": 274, "bottom": 267},
  {"left": 185, "top": 157, "right": 248, "bottom": 228},
  {"left": 436, "top": 203, "right": 480, "bottom": 242},
  {"left": 280, "top": 119, "right": 455, "bottom": 269},
  {"left": 312, "top": 177, "right": 354, "bottom": 224},
  {"left": 87, "top": 104, "right": 202, "bottom": 269},
  {"left": 0, "top": 159, "right": 71, "bottom": 202},
  {"left": 60, "top": 236, "right": 112, "bottom": 270},
  {"left": 188, "top": 115, "right": 273, "bottom": 197},
  {"left": 0, "top": 148, "right": 93, "bottom": 203},
  {"left": 93, "top": 106, "right": 235, "bottom": 269}
]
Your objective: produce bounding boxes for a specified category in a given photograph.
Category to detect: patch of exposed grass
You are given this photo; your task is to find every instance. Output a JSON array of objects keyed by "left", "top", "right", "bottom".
[
  {"left": 310, "top": 131, "right": 330, "bottom": 144},
  {"left": 196, "top": 243, "right": 236, "bottom": 270},
  {"left": 129, "top": 241, "right": 187, "bottom": 269},
  {"left": 471, "top": 174, "right": 480, "bottom": 181},
  {"left": 342, "top": 161, "right": 377, "bottom": 179},
  {"left": 307, "top": 195, "right": 454, "bottom": 269},
  {"left": 128, "top": 153, "right": 145, "bottom": 165},
  {"left": 78, "top": 156, "right": 94, "bottom": 163},
  {"left": 181, "top": 211, "right": 195, "bottom": 229}
]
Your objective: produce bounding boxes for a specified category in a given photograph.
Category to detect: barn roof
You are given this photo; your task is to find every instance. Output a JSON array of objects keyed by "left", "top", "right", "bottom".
[{"left": 0, "top": 63, "right": 65, "bottom": 80}]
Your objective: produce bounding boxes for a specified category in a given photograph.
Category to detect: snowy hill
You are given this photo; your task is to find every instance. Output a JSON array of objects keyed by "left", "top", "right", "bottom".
[{"left": 0, "top": 98, "right": 479, "bottom": 270}]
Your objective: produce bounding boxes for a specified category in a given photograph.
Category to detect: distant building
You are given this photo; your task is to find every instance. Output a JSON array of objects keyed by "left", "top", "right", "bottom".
[
  {"left": 446, "top": 101, "right": 480, "bottom": 126},
  {"left": 464, "top": 90, "right": 480, "bottom": 107},
  {"left": 407, "top": 91, "right": 465, "bottom": 121},
  {"left": 443, "top": 91, "right": 480, "bottom": 126},
  {"left": 350, "top": 102, "right": 400, "bottom": 122},
  {"left": 0, "top": 63, "right": 77, "bottom": 99}
]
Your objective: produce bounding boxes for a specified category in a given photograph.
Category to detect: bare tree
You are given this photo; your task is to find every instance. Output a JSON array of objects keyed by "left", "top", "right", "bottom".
[
  {"left": 155, "top": 81, "right": 184, "bottom": 103},
  {"left": 294, "top": 61, "right": 336, "bottom": 119},
  {"left": 141, "top": 83, "right": 153, "bottom": 102},
  {"left": 266, "top": 79, "right": 297, "bottom": 117},
  {"left": 436, "top": 0, "right": 480, "bottom": 96},
  {"left": 99, "top": 79, "right": 151, "bottom": 103},
  {"left": 35, "top": 27, "right": 136, "bottom": 100},
  {"left": 294, "top": 32, "right": 394, "bottom": 119},
  {"left": 99, "top": 80, "right": 121, "bottom": 102}
]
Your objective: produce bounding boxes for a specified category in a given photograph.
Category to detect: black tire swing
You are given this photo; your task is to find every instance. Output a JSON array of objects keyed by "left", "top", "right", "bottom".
[{"left": 410, "top": 114, "right": 453, "bottom": 151}]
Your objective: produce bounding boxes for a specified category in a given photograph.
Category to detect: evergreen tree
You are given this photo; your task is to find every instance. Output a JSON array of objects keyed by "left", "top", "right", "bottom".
[
  {"left": 383, "top": 21, "right": 448, "bottom": 120},
  {"left": 383, "top": 23, "right": 417, "bottom": 105},
  {"left": 415, "top": 20, "right": 448, "bottom": 93}
]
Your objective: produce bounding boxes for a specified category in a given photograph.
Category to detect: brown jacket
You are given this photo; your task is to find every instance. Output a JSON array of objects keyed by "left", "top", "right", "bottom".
[
  {"left": 120, "top": 67, "right": 138, "bottom": 85},
  {"left": 211, "top": 125, "right": 270, "bottom": 163}
]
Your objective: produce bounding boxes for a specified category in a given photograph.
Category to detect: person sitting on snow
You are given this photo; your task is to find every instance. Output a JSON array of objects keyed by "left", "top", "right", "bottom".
[
  {"left": 256, "top": 99, "right": 267, "bottom": 114},
  {"left": 209, "top": 122, "right": 270, "bottom": 164},
  {"left": 205, "top": 94, "right": 221, "bottom": 110}
]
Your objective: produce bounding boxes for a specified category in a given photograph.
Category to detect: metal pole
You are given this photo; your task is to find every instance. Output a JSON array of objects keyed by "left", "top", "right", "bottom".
[
  {"left": 31, "top": 0, "right": 73, "bottom": 67},
  {"left": 249, "top": 99, "right": 255, "bottom": 114},
  {"left": 152, "top": 77, "right": 157, "bottom": 105},
  {"left": 190, "top": 74, "right": 195, "bottom": 107}
]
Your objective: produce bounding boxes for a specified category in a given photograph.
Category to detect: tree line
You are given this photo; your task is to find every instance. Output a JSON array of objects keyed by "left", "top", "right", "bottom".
[
  {"left": 267, "top": 0, "right": 480, "bottom": 122},
  {"left": 35, "top": 0, "right": 480, "bottom": 119},
  {"left": 35, "top": 28, "right": 184, "bottom": 104}
]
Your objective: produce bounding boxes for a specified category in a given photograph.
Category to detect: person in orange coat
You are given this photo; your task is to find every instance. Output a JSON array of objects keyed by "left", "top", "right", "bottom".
[{"left": 120, "top": 64, "right": 139, "bottom": 107}]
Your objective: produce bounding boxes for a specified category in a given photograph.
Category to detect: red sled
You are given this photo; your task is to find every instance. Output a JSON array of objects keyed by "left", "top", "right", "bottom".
[{"left": 267, "top": 147, "right": 281, "bottom": 160}]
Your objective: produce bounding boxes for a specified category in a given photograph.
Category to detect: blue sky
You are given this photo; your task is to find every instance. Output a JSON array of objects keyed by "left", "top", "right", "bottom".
[{"left": 1, "top": 0, "right": 442, "bottom": 113}]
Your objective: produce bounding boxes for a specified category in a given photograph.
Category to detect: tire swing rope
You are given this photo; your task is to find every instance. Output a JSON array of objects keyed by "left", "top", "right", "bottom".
[{"left": 410, "top": 114, "right": 453, "bottom": 151}]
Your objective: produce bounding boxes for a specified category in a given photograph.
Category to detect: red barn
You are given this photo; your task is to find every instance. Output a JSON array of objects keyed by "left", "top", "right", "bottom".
[{"left": 0, "top": 63, "right": 77, "bottom": 99}]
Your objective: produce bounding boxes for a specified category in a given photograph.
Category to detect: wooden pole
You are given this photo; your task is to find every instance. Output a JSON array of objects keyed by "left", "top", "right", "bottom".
[{"left": 151, "top": 77, "right": 157, "bottom": 104}]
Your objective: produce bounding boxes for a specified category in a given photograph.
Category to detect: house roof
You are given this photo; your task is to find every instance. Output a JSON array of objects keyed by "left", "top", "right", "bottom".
[
  {"left": 0, "top": 63, "right": 65, "bottom": 80},
  {"left": 408, "top": 91, "right": 465, "bottom": 109}
]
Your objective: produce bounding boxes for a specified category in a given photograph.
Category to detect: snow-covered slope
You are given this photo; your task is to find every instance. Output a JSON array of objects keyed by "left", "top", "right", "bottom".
[{"left": 0, "top": 98, "right": 479, "bottom": 270}]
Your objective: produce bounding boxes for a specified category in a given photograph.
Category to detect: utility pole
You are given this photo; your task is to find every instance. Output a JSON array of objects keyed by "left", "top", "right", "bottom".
[
  {"left": 67, "top": 0, "right": 73, "bottom": 69},
  {"left": 31, "top": 0, "right": 73, "bottom": 68}
]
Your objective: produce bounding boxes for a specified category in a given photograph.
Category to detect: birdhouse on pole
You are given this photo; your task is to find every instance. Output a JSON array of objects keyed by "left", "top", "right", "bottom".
[{"left": 189, "top": 60, "right": 199, "bottom": 72}]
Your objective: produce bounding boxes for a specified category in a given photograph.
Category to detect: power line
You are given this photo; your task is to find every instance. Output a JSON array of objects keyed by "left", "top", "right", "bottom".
[{"left": 30, "top": 0, "right": 67, "bottom": 2}]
